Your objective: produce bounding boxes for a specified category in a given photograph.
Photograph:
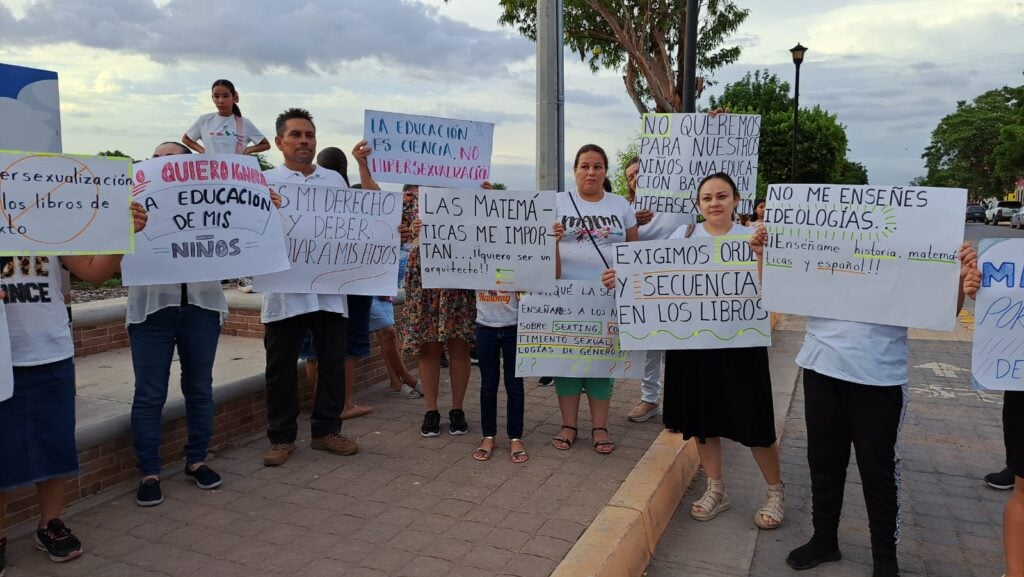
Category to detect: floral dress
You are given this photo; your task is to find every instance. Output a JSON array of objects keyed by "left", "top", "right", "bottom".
[{"left": 398, "top": 193, "right": 476, "bottom": 356}]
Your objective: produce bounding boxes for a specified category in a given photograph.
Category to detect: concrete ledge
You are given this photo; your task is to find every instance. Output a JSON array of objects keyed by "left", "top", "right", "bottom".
[{"left": 551, "top": 430, "right": 700, "bottom": 577}]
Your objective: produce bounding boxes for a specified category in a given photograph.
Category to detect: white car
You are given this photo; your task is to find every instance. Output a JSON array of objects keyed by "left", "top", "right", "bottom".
[
  {"left": 986, "top": 201, "right": 1022, "bottom": 225},
  {"left": 1011, "top": 208, "right": 1024, "bottom": 229}
]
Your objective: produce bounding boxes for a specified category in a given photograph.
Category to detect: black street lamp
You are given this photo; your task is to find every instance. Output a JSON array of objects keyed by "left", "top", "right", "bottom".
[{"left": 790, "top": 43, "right": 807, "bottom": 182}]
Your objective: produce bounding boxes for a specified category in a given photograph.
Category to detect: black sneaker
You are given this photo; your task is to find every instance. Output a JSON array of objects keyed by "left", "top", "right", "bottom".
[
  {"left": 1, "top": 536, "right": 7, "bottom": 577},
  {"left": 469, "top": 347, "right": 478, "bottom": 365},
  {"left": 449, "top": 409, "right": 469, "bottom": 435},
  {"left": 35, "top": 519, "right": 82, "bottom": 563},
  {"left": 421, "top": 410, "right": 441, "bottom": 437},
  {"left": 538, "top": 376, "right": 554, "bottom": 387},
  {"left": 184, "top": 464, "right": 223, "bottom": 490},
  {"left": 786, "top": 538, "right": 841, "bottom": 570},
  {"left": 985, "top": 467, "right": 1015, "bottom": 490},
  {"left": 136, "top": 478, "right": 163, "bottom": 507}
]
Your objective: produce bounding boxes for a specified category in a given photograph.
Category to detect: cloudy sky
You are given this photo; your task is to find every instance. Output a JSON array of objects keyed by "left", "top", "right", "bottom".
[{"left": 0, "top": 0, "right": 1020, "bottom": 189}]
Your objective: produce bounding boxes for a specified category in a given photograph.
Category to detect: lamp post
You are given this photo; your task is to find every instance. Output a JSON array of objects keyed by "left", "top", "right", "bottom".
[{"left": 789, "top": 43, "right": 807, "bottom": 183}]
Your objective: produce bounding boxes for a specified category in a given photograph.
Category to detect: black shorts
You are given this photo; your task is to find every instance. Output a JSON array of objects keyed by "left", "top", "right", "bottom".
[{"left": 1005, "top": 391, "right": 1024, "bottom": 480}]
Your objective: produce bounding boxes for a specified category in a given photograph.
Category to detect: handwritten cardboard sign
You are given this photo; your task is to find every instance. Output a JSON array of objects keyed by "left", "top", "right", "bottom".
[
  {"left": 761, "top": 183, "right": 966, "bottom": 330},
  {"left": 121, "top": 155, "right": 290, "bottom": 285},
  {"left": 253, "top": 182, "right": 402, "bottom": 296},
  {"left": 364, "top": 110, "right": 494, "bottom": 188},
  {"left": 636, "top": 113, "right": 760, "bottom": 217},
  {"left": 0, "top": 303, "right": 11, "bottom": 403},
  {"left": 515, "top": 280, "right": 643, "bottom": 379},
  {"left": 972, "top": 238, "right": 1024, "bottom": 391},
  {"left": 418, "top": 188, "right": 556, "bottom": 290},
  {"left": 0, "top": 151, "right": 133, "bottom": 255},
  {"left": 612, "top": 237, "right": 771, "bottom": 350}
]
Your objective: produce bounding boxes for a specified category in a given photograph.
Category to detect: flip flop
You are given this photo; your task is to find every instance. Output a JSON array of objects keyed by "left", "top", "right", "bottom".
[
  {"left": 341, "top": 403, "right": 374, "bottom": 420},
  {"left": 387, "top": 383, "right": 422, "bottom": 399}
]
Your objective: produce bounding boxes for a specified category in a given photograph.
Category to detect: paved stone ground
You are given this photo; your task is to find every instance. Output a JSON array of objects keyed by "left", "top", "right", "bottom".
[
  {"left": 4, "top": 370, "right": 663, "bottom": 577},
  {"left": 649, "top": 313, "right": 1008, "bottom": 577}
]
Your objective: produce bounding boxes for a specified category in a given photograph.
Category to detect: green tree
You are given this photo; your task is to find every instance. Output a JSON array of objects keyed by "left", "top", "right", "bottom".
[
  {"left": 490, "top": 182, "right": 508, "bottom": 190},
  {"left": 253, "top": 152, "right": 274, "bottom": 171},
  {"left": 467, "top": 0, "right": 748, "bottom": 113},
  {"left": 711, "top": 70, "right": 863, "bottom": 194},
  {"left": 97, "top": 150, "right": 129, "bottom": 159},
  {"left": 613, "top": 136, "right": 641, "bottom": 198},
  {"left": 922, "top": 85, "right": 1024, "bottom": 198}
]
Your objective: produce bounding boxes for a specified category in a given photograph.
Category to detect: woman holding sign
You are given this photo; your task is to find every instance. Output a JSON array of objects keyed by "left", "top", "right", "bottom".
[
  {"left": 602, "top": 172, "right": 784, "bottom": 530},
  {"left": 553, "top": 144, "right": 638, "bottom": 454},
  {"left": 0, "top": 206, "right": 147, "bottom": 567}
]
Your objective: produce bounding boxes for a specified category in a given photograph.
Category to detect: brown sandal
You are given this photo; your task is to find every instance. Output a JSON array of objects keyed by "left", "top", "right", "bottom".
[
  {"left": 592, "top": 427, "right": 615, "bottom": 454},
  {"left": 552, "top": 426, "right": 577, "bottom": 450}
]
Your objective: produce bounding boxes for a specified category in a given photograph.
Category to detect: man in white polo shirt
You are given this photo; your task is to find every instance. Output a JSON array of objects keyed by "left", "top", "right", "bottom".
[{"left": 261, "top": 108, "right": 357, "bottom": 466}]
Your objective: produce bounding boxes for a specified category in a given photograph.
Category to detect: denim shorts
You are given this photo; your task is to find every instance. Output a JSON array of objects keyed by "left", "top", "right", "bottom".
[
  {"left": 346, "top": 295, "right": 372, "bottom": 360},
  {"left": 368, "top": 298, "right": 395, "bottom": 332},
  {"left": 0, "top": 357, "right": 79, "bottom": 491}
]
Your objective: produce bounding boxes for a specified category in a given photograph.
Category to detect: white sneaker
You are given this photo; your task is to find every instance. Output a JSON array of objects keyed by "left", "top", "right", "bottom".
[{"left": 237, "top": 277, "right": 254, "bottom": 293}]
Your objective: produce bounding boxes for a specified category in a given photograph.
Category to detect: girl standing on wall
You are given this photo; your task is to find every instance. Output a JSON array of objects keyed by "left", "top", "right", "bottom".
[{"left": 182, "top": 79, "right": 270, "bottom": 156}]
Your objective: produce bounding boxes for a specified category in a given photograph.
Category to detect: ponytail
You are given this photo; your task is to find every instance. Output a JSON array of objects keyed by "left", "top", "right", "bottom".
[{"left": 232, "top": 103, "right": 242, "bottom": 117}]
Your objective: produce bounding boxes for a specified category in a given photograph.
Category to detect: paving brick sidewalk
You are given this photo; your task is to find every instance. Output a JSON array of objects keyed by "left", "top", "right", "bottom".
[{"left": 3, "top": 371, "right": 663, "bottom": 577}]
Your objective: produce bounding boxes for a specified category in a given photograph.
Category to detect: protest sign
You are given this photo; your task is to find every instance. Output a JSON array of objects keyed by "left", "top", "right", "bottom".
[
  {"left": 515, "top": 280, "right": 643, "bottom": 379},
  {"left": 0, "top": 303, "right": 11, "bottom": 403},
  {"left": 971, "top": 238, "right": 1024, "bottom": 391},
  {"left": 121, "top": 154, "right": 289, "bottom": 285},
  {"left": 612, "top": 237, "right": 771, "bottom": 350},
  {"left": 0, "top": 151, "right": 133, "bottom": 255},
  {"left": 253, "top": 182, "right": 402, "bottom": 296},
  {"left": 761, "top": 184, "right": 966, "bottom": 330},
  {"left": 418, "top": 188, "right": 556, "bottom": 290},
  {"left": 637, "top": 113, "right": 760, "bottom": 217},
  {"left": 364, "top": 110, "right": 493, "bottom": 188}
]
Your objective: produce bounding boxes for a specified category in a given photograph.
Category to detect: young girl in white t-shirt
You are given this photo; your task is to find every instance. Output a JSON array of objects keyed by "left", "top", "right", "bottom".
[{"left": 182, "top": 79, "right": 270, "bottom": 156}]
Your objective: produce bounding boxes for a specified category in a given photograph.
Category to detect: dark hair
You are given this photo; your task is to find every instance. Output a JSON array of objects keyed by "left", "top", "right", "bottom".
[
  {"left": 402, "top": 184, "right": 418, "bottom": 193},
  {"left": 158, "top": 141, "right": 191, "bottom": 155},
  {"left": 211, "top": 79, "right": 242, "bottom": 117},
  {"left": 625, "top": 155, "right": 639, "bottom": 168},
  {"left": 573, "top": 144, "right": 608, "bottom": 169},
  {"left": 350, "top": 183, "right": 363, "bottom": 189},
  {"left": 275, "top": 108, "right": 315, "bottom": 137},
  {"left": 753, "top": 198, "right": 766, "bottom": 209},
  {"left": 697, "top": 172, "right": 740, "bottom": 200},
  {"left": 316, "top": 147, "right": 350, "bottom": 186},
  {"left": 603, "top": 177, "right": 612, "bottom": 192}
]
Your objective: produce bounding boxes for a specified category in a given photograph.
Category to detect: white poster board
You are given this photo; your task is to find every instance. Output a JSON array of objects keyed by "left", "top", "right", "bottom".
[
  {"left": 121, "top": 155, "right": 289, "bottom": 285},
  {"left": 0, "top": 151, "right": 133, "bottom": 255},
  {"left": 253, "top": 182, "right": 402, "bottom": 296},
  {"left": 612, "top": 237, "right": 771, "bottom": 350},
  {"left": 364, "top": 110, "right": 494, "bottom": 188},
  {"left": 0, "top": 303, "right": 11, "bottom": 403},
  {"left": 637, "top": 113, "right": 760, "bottom": 216},
  {"left": 418, "top": 188, "right": 556, "bottom": 290},
  {"left": 761, "top": 184, "right": 966, "bottom": 330},
  {"left": 515, "top": 280, "right": 643, "bottom": 379},
  {"left": 972, "top": 238, "right": 1024, "bottom": 391}
]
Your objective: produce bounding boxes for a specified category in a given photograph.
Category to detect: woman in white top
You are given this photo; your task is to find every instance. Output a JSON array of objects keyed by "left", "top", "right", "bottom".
[
  {"left": 128, "top": 142, "right": 231, "bottom": 508},
  {"left": 182, "top": 79, "right": 270, "bottom": 156},
  {"left": 0, "top": 206, "right": 147, "bottom": 566},
  {"left": 602, "top": 173, "right": 784, "bottom": 531}
]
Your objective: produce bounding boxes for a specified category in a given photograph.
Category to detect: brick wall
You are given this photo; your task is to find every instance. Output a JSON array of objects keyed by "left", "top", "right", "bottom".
[{"left": 8, "top": 303, "right": 417, "bottom": 527}]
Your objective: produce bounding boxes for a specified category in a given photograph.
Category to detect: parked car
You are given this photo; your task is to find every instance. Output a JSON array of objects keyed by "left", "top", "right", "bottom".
[
  {"left": 986, "top": 201, "right": 1022, "bottom": 225},
  {"left": 1011, "top": 208, "right": 1024, "bottom": 229},
  {"left": 966, "top": 205, "right": 987, "bottom": 222}
]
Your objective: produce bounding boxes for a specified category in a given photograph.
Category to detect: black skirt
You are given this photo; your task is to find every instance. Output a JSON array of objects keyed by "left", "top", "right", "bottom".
[{"left": 663, "top": 346, "right": 777, "bottom": 448}]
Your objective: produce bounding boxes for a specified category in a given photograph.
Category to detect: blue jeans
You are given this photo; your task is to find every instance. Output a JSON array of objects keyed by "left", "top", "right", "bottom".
[
  {"left": 129, "top": 305, "right": 220, "bottom": 476},
  {"left": 476, "top": 324, "right": 524, "bottom": 438}
]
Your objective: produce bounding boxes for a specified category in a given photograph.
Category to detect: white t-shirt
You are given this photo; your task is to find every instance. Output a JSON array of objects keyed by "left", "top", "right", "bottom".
[
  {"left": 797, "top": 317, "right": 908, "bottom": 386},
  {"left": 185, "top": 113, "right": 266, "bottom": 154},
  {"left": 556, "top": 191, "right": 637, "bottom": 281},
  {"left": 476, "top": 291, "right": 518, "bottom": 327},
  {"left": 1, "top": 256, "right": 73, "bottom": 366},
  {"left": 668, "top": 221, "right": 751, "bottom": 240},
  {"left": 126, "top": 282, "right": 229, "bottom": 326},
  {"left": 261, "top": 164, "right": 349, "bottom": 323},
  {"left": 632, "top": 198, "right": 694, "bottom": 242}
]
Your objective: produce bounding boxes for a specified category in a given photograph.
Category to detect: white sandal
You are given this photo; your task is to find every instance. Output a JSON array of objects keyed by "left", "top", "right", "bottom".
[
  {"left": 755, "top": 482, "right": 785, "bottom": 529},
  {"left": 690, "top": 478, "right": 730, "bottom": 521}
]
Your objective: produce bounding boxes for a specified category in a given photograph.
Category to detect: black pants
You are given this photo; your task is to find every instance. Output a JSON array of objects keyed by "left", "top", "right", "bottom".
[
  {"left": 803, "top": 369, "right": 906, "bottom": 561},
  {"left": 264, "top": 311, "right": 347, "bottom": 444}
]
